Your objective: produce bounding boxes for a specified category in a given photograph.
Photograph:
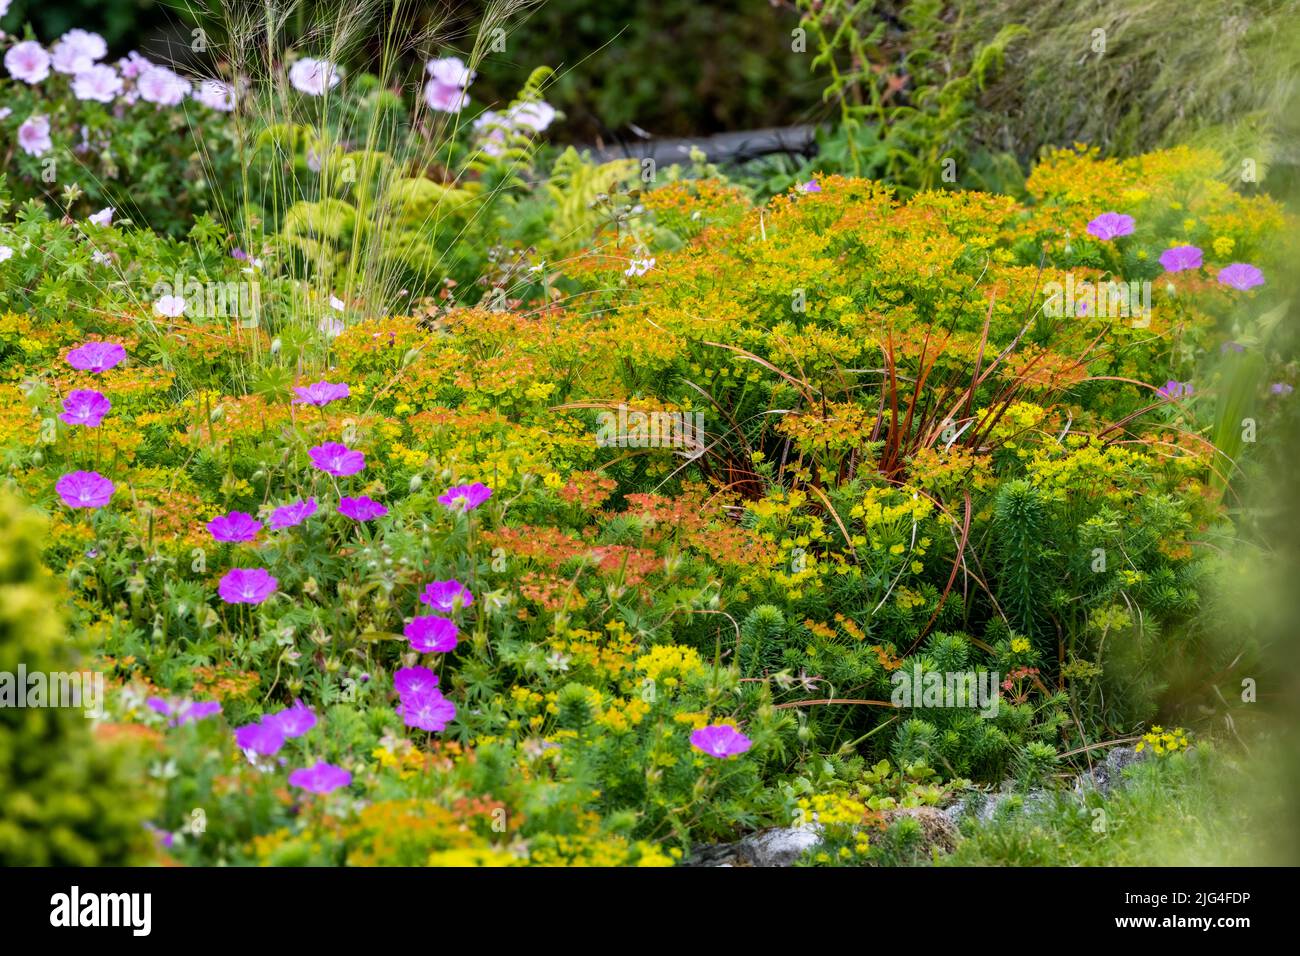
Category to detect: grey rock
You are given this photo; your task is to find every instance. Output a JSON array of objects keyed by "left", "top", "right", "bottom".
[
  {"left": 690, "top": 744, "right": 1153, "bottom": 865},
  {"left": 687, "top": 825, "right": 822, "bottom": 867}
]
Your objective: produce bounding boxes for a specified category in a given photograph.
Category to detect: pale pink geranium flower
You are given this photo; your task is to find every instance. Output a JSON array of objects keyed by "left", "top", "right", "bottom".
[
  {"left": 137, "top": 66, "right": 191, "bottom": 106},
  {"left": 51, "top": 29, "right": 107, "bottom": 75},
  {"left": 72, "top": 64, "right": 123, "bottom": 103},
  {"left": 427, "top": 56, "right": 475, "bottom": 87},
  {"left": 424, "top": 80, "right": 469, "bottom": 113},
  {"left": 196, "top": 79, "right": 235, "bottom": 111},
  {"left": 115, "top": 52, "right": 152, "bottom": 104},
  {"left": 0, "top": 247, "right": 13, "bottom": 263},
  {"left": 88, "top": 207, "right": 114, "bottom": 227},
  {"left": 472, "top": 110, "right": 508, "bottom": 157},
  {"left": 5, "top": 41, "right": 51, "bottom": 84},
  {"left": 424, "top": 57, "right": 473, "bottom": 113},
  {"left": 507, "top": 100, "right": 556, "bottom": 133},
  {"left": 154, "top": 295, "right": 186, "bottom": 317},
  {"left": 118, "top": 51, "right": 152, "bottom": 80},
  {"left": 18, "top": 116, "right": 53, "bottom": 157},
  {"left": 289, "top": 57, "right": 341, "bottom": 96}
]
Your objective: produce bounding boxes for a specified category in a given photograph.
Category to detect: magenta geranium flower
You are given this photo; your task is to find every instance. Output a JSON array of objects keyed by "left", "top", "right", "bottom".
[
  {"left": 405, "top": 615, "right": 459, "bottom": 653},
  {"left": 438, "top": 482, "right": 492, "bottom": 512},
  {"left": 418, "top": 579, "right": 474, "bottom": 613},
  {"left": 1159, "top": 245, "right": 1203, "bottom": 273},
  {"left": 267, "top": 498, "right": 318, "bottom": 529},
  {"left": 1085, "top": 212, "right": 1135, "bottom": 241},
  {"left": 59, "top": 389, "right": 112, "bottom": 427},
  {"left": 309, "top": 442, "right": 365, "bottom": 477},
  {"left": 1156, "top": 379, "right": 1194, "bottom": 400},
  {"left": 207, "top": 511, "right": 262, "bottom": 543},
  {"left": 394, "top": 665, "right": 439, "bottom": 699},
  {"left": 181, "top": 701, "right": 224, "bottom": 724},
  {"left": 292, "top": 381, "right": 351, "bottom": 407},
  {"left": 1217, "top": 263, "right": 1265, "bottom": 291},
  {"left": 337, "top": 496, "right": 388, "bottom": 522},
  {"left": 267, "top": 699, "right": 317, "bottom": 738},
  {"left": 218, "top": 567, "right": 278, "bottom": 604},
  {"left": 234, "top": 720, "right": 285, "bottom": 756},
  {"left": 66, "top": 341, "right": 126, "bottom": 373},
  {"left": 690, "top": 724, "right": 753, "bottom": 759},
  {"left": 399, "top": 688, "right": 456, "bottom": 732},
  {"left": 288, "top": 761, "right": 352, "bottom": 794},
  {"left": 56, "top": 471, "right": 114, "bottom": 509},
  {"left": 148, "top": 697, "right": 222, "bottom": 727}
]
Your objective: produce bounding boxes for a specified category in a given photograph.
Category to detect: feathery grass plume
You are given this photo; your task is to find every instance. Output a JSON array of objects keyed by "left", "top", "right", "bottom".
[
  {"left": 154, "top": 0, "right": 546, "bottom": 378},
  {"left": 969, "top": 0, "right": 1300, "bottom": 180}
]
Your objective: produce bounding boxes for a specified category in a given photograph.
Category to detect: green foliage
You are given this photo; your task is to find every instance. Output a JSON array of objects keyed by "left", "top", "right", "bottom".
[
  {"left": 776, "top": 0, "right": 1027, "bottom": 196},
  {"left": 992, "top": 479, "right": 1051, "bottom": 641},
  {"left": 0, "top": 492, "right": 151, "bottom": 864},
  {"left": 942, "top": 744, "right": 1287, "bottom": 866}
]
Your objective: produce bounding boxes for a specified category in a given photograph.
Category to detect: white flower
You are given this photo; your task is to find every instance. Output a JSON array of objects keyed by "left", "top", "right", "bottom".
[
  {"left": 154, "top": 295, "right": 186, "bottom": 317},
  {"left": 0, "top": 246, "right": 13, "bottom": 263},
  {"left": 289, "top": 57, "right": 341, "bottom": 96},
  {"left": 92, "top": 250, "right": 113, "bottom": 265},
  {"left": 329, "top": 295, "right": 346, "bottom": 311}
]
